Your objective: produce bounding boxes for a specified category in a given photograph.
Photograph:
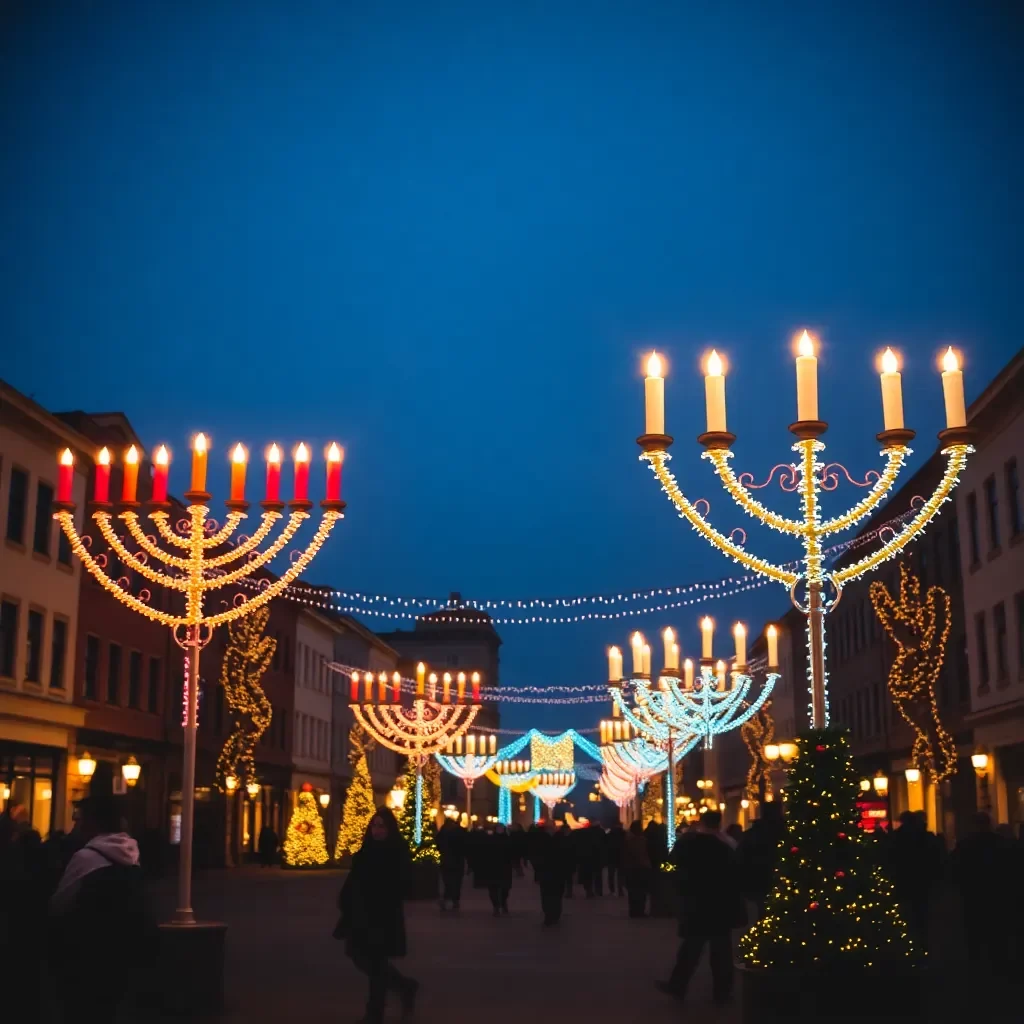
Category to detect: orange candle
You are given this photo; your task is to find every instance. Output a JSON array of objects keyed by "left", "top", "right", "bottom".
[
  {"left": 122, "top": 446, "right": 140, "bottom": 503},
  {"left": 326, "top": 443, "right": 343, "bottom": 501},
  {"left": 190, "top": 434, "right": 208, "bottom": 493},
  {"left": 293, "top": 443, "right": 310, "bottom": 501},
  {"left": 363, "top": 672, "right": 373, "bottom": 701},
  {"left": 152, "top": 445, "right": 170, "bottom": 503},
  {"left": 416, "top": 662, "right": 426, "bottom": 697},
  {"left": 94, "top": 448, "right": 111, "bottom": 503},
  {"left": 378, "top": 672, "right": 388, "bottom": 702},
  {"left": 57, "top": 448, "right": 74, "bottom": 503},
  {"left": 443, "top": 672, "right": 452, "bottom": 704},
  {"left": 230, "top": 444, "right": 247, "bottom": 501},
  {"left": 457, "top": 672, "right": 466, "bottom": 703}
]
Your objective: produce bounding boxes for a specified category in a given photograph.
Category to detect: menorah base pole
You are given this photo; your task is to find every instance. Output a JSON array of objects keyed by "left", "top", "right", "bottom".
[{"left": 146, "top": 921, "right": 228, "bottom": 1016}]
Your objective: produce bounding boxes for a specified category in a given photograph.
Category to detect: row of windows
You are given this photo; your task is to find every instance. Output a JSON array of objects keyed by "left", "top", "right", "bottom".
[
  {"left": 295, "top": 711, "right": 330, "bottom": 762},
  {"left": 297, "top": 643, "right": 331, "bottom": 692},
  {"left": 82, "top": 634, "right": 162, "bottom": 712},
  {"left": 965, "top": 459, "right": 1021, "bottom": 565},
  {"left": 974, "top": 592, "right": 1024, "bottom": 689},
  {"left": 0, "top": 598, "right": 68, "bottom": 688},
  {"left": 3, "top": 460, "right": 72, "bottom": 565}
]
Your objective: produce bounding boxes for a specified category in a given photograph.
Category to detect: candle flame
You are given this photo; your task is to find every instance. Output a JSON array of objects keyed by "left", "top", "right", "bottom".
[
  {"left": 701, "top": 616, "right": 714, "bottom": 631},
  {"left": 471, "top": 671, "right": 480, "bottom": 683},
  {"left": 608, "top": 645, "right": 621, "bottom": 658},
  {"left": 881, "top": 347, "right": 899, "bottom": 375},
  {"left": 797, "top": 330, "right": 815, "bottom": 357},
  {"left": 155, "top": 445, "right": 169, "bottom": 466},
  {"left": 646, "top": 351, "right": 663, "bottom": 378},
  {"left": 942, "top": 346, "right": 959, "bottom": 373},
  {"left": 125, "top": 445, "right": 139, "bottom": 465},
  {"left": 417, "top": 661, "right": 425, "bottom": 673},
  {"left": 716, "top": 659, "right": 726, "bottom": 671},
  {"left": 98, "top": 447, "right": 111, "bottom": 466},
  {"left": 706, "top": 349, "right": 723, "bottom": 377},
  {"left": 295, "top": 442, "right": 309, "bottom": 463},
  {"left": 429, "top": 672, "right": 438, "bottom": 684},
  {"left": 631, "top": 631, "right": 644, "bottom": 647},
  {"left": 327, "top": 442, "right": 342, "bottom": 463},
  {"left": 733, "top": 622, "right": 746, "bottom": 637},
  {"left": 392, "top": 671, "right": 401, "bottom": 683},
  {"left": 684, "top": 658, "right": 693, "bottom": 669},
  {"left": 232, "top": 443, "right": 247, "bottom": 464},
  {"left": 767, "top": 624, "right": 778, "bottom": 638},
  {"left": 267, "top": 443, "right": 281, "bottom": 464},
  {"left": 60, "top": 448, "right": 74, "bottom": 467},
  {"left": 193, "top": 433, "right": 207, "bottom": 454},
  {"left": 662, "top": 626, "right": 675, "bottom": 643}
]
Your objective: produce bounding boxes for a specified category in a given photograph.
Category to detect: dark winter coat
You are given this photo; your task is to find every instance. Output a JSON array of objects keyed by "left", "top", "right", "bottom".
[
  {"left": 437, "top": 820, "right": 467, "bottom": 874},
  {"left": 671, "top": 829, "right": 745, "bottom": 936},
  {"left": 478, "top": 829, "right": 515, "bottom": 888},
  {"left": 623, "top": 828, "right": 652, "bottom": 878}
]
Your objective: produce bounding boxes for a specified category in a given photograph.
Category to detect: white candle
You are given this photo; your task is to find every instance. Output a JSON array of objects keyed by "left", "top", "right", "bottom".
[
  {"left": 879, "top": 348, "right": 904, "bottom": 431},
  {"left": 600, "top": 721, "right": 608, "bottom": 745},
  {"left": 645, "top": 352, "right": 665, "bottom": 435},
  {"left": 767, "top": 625, "right": 779, "bottom": 668},
  {"left": 795, "top": 330, "right": 819, "bottom": 421},
  {"left": 490, "top": 735, "right": 496, "bottom": 755},
  {"left": 941, "top": 347, "right": 966, "bottom": 429},
  {"left": 704, "top": 350, "right": 727, "bottom": 433},
  {"left": 642, "top": 644, "right": 651, "bottom": 677},
  {"left": 733, "top": 622, "right": 747, "bottom": 667},
  {"left": 683, "top": 659, "right": 694, "bottom": 689},
  {"left": 716, "top": 660, "right": 727, "bottom": 688},
  {"left": 467, "top": 735, "right": 476, "bottom": 756},
  {"left": 608, "top": 645, "right": 623, "bottom": 683},
  {"left": 631, "top": 632, "right": 645, "bottom": 676},
  {"left": 701, "top": 616, "right": 714, "bottom": 660},
  {"left": 662, "top": 628, "right": 677, "bottom": 671}
]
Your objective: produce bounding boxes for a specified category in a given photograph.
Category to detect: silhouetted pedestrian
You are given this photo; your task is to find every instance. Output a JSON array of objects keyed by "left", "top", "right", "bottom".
[
  {"left": 885, "top": 811, "right": 942, "bottom": 948},
  {"left": 623, "top": 820, "right": 652, "bottom": 918},
  {"left": 606, "top": 822, "right": 625, "bottom": 895},
  {"left": 480, "top": 823, "right": 515, "bottom": 915},
  {"left": 437, "top": 817, "right": 467, "bottom": 911},
  {"left": 258, "top": 825, "right": 278, "bottom": 867}
]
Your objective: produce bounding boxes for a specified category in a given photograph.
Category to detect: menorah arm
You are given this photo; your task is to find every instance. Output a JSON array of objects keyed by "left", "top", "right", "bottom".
[
  {"left": 93, "top": 514, "right": 191, "bottom": 591},
  {"left": 54, "top": 512, "right": 188, "bottom": 627},
  {"left": 644, "top": 452, "right": 799, "bottom": 587},
  {"left": 120, "top": 514, "right": 192, "bottom": 570},
  {"left": 704, "top": 449, "right": 805, "bottom": 535},
  {"left": 819, "top": 446, "right": 908, "bottom": 536},
  {"left": 201, "top": 511, "right": 246, "bottom": 549},
  {"left": 201, "top": 510, "right": 341, "bottom": 625},
  {"left": 833, "top": 445, "right": 969, "bottom": 585},
  {"left": 198, "top": 510, "right": 309, "bottom": 592},
  {"left": 610, "top": 687, "right": 667, "bottom": 741},
  {"left": 149, "top": 511, "right": 193, "bottom": 549},
  {"left": 203, "top": 512, "right": 281, "bottom": 568}
]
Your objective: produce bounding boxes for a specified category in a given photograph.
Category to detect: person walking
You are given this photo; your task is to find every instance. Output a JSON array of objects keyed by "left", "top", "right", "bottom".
[
  {"left": 622, "top": 820, "right": 652, "bottom": 918},
  {"left": 510, "top": 822, "right": 527, "bottom": 877},
  {"left": 739, "top": 800, "right": 784, "bottom": 917},
  {"left": 258, "top": 824, "right": 278, "bottom": 868},
  {"left": 606, "top": 821, "right": 625, "bottom": 896},
  {"left": 437, "top": 816, "right": 467, "bottom": 911},
  {"left": 532, "top": 822, "right": 569, "bottom": 926},
  {"left": 337, "top": 809, "right": 418, "bottom": 1024},
  {"left": 481, "top": 823, "right": 515, "bottom": 915},
  {"left": 885, "top": 811, "right": 942, "bottom": 949},
  {"left": 657, "top": 809, "right": 744, "bottom": 1006}
]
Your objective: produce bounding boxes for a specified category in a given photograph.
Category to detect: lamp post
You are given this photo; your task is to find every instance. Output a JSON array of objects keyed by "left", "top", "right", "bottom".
[
  {"left": 121, "top": 756, "right": 141, "bottom": 788},
  {"left": 971, "top": 751, "right": 991, "bottom": 813}
]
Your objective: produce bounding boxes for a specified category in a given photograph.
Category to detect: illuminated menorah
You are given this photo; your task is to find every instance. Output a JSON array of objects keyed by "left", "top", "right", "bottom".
[
  {"left": 531, "top": 771, "right": 576, "bottom": 813},
  {"left": 492, "top": 759, "right": 536, "bottom": 825},
  {"left": 53, "top": 434, "right": 344, "bottom": 924},
  {"left": 436, "top": 732, "right": 499, "bottom": 818}
]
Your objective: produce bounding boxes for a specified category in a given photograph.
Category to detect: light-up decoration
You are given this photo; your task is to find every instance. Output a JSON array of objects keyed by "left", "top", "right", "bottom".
[
  {"left": 435, "top": 732, "right": 499, "bottom": 817},
  {"left": 77, "top": 751, "right": 97, "bottom": 779},
  {"left": 741, "top": 700, "right": 775, "bottom": 802},
  {"left": 531, "top": 770, "right": 576, "bottom": 811},
  {"left": 283, "top": 789, "right": 329, "bottom": 867},
  {"left": 121, "top": 756, "right": 141, "bottom": 788},
  {"left": 870, "top": 563, "right": 956, "bottom": 782},
  {"left": 58, "top": 448, "right": 75, "bottom": 503}
]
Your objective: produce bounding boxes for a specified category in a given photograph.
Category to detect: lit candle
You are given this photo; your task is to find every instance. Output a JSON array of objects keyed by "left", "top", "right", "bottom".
[
  {"left": 443, "top": 672, "right": 452, "bottom": 704},
  {"left": 467, "top": 735, "right": 476, "bottom": 756},
  {"left": 416, "top": 662, "right": 426, "bottom": 697},
  {"left": 614, "top": 721, "right": 622, "bottom": 741},
  {"left": 701, "top": 616, "right": 714, "bottom": 660},
  {"left": 428, "top": 672, "right": 438, "bottom": 701},
  {"left": 457, "top": 672, "right": 466, "bottom": 703},
  {"left": 608, "top": 645, "right": 623, "bottom": 683},
  {"left": 293, "top": 443, "right": 310, "bottom": 501},
  {"left": 631, "top": 632, "right": 645, "bottom": 676},
  {"left": 645, "top": 352, "right": 665, "bottom": 435},
  {"left": 941, "top": 347, "right": 966, "bottom": 429},
  {"left": 489, "top": 734, "right": 496, "bottom": 755},
  {"left": 326, "top": 442, "right": 343, "bottom": 501},
  {"left": 879, "top": 348, "right": 904, "bottom": 431},
  {"left": 363, "top": 672, "right": 373, "bottom": 701},
  {"left": 350, "top": 672, "right": 359, "bottom": 703},
  {"left": 795, "top": 330, "right": 818, "bottom": 421},
  {"left": 704, "top": 350, "right": 727, "bottom": 433},
  {"left": 230, "top": 443, "right": 247, "bottom": 502},
  {"left": 392, "top": 671, "right": 402, "bottom": 702},
  {"left": 378, "top": 671, "right": 388, "bottom": 702},
  {"left": 663, "top": 627, "right": 678, "bottom": 672},
  {"left": 642, "top": 644, "right": 651, "bottom": 677},
  {"left": 767, "top": 625, "right": 779, "bottom": 668},
  {"left": 266, "top": 444, "right": 282, "bottom": 502},
  {"left": 600, "top": 721, "right": 608, "bottom": 745},
  {"left": 57, "top": 448, "right": 74, "bottom": 503},
  {"left": 190, "top": 433, "right": 208, "bottom": 493},
  {"left": 152, "top": 445, "right": 170, "bottom": 503},
  {"left": 684, "top": 659, "right": 694, "bottom": 689},
  {"left": 122, "top": 445, "right": 140, "bottom": 502},
  {"left": 733, "top": 622, "right": 747, "bottom": 668},
  {"left": 716, "top": 660, "right": 727, "bottom": 688},
  {"left": 471, "top": 671, "right": 481, "bottom": 702},
  {"left": 455, "top": 735, "right": 463, "bottom": 755},
  {"left": 94, "top": 448, "right": 111, "bottom": 503}
]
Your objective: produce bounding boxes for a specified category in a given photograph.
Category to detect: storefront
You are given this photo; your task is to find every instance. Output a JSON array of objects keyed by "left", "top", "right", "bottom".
[{"left": 0, "top": 743, "right": 61, "bottom": 838}]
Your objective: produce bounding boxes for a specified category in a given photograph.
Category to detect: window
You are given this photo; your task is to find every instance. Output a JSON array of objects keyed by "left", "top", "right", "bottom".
[
  {"left": 148, "top": 657, "right": 162, "bottom": 712},
  {"left": 84, "top": 635, "right": 100, "bottom": 698},
  {"left": 6, "top": 467, "right": 28, "bottom": 544},
  {"left": 994, "top": 602, "right": 1008, "bottom": 681},
  {"left": 33, "top": 482, "right": 54, "bottom": 555},
  {"left": 1006, "top": 460, "right": 1022, "bottom": 538},
  {"left": 26, "top": 610, "right": 43, "bottom": 683},
  {"left": 128, "top": 650, "right": 142, "bottom": 708},
  {"left": 50, "top": 618, "right": 67, "bottom": 689},
  {"left": 967, "top": 493, "right": 980, "bottom": 564},
  {"left": 975, "top": 613, "right": 990, "bottom": 689},
  {"left": 0, "top": 600, "right": 18, "bottom": 677},
  {"left": 282, "top": 636, "right": 291, "bottom": 671},
  {"left": 280, "top": 709, "right": 288, "bottom": 750},
  {"left": 984, "top": 476, "right": 1000, "bottom": 551},
  {"left": 57, "top": 529, "right": 71, "bottom": 566},
  {"left": 107, "top": 643, "right": 122, "bottom": 704}
]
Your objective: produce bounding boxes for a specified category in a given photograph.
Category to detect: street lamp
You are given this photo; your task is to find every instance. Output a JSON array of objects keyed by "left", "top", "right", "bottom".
[
  {"left": 778, "top": 742, "right": 798, "bottom": 763},
  {"left": 224, "top": 774, "right": 238, "bottom": 793},
  {"left": 904, "top": 767, "right": 921, "bottom": 785},
  {"left": 859, "top": 778, "right": 871, "bottom": 792},
  {"left": 740, "top": 798, "right": 750, "bottom": 809},
  {"left": 246, "top": 782, "right": 261, "bottom": 799},
  {"left": 319, "top": 793, "right": 331, "bottom": 809},
  {"left": 872, "top": 772, "right": 889, "bottom": 796},
  {"left": 77, "top": 751, "right": 97, "bottom": 779},
  {"left": 121, "top": 756, "right": 141, "bottom": 788},
  {"left": 389, "top": 783, "right": 407, "bottom": 812},
  {"left": 764, "top": 743, "right": 781, "bottom": 762},
  {"left": 971, "top": 751, "right": 989, "bottom": 776}
]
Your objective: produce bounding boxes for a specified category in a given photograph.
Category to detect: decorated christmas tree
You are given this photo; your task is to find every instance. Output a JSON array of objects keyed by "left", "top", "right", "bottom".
[
  {"left": 283, "top": 787, "right": 329, "bottom": 867},
  {"left": 740, "top": 728, "right": 920, "bottom": 970},
  {"left": 335, "top": 724, "right": 377, "bottom": 860},
  {"left": 396, "top": 757, "right": 439, "bottom": 863},
  {"left": 641, "top": 773, "right": 663, "bottom": 826}
]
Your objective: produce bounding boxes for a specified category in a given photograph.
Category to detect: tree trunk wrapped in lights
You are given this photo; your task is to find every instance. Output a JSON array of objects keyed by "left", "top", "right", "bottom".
[
  {"left": 396, "top": 757, "right": 439, "bottom": 863},
  {"left": 283, "top": 789, "right": 330, "bottom": 867},
  {"left": 335, "top": 724, "right": 376, "bottom": 860}
]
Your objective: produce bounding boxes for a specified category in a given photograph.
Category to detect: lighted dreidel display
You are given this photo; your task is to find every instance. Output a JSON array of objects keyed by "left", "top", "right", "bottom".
[{"left": 435, "top": 732, "right": 499, "bottom": 818}]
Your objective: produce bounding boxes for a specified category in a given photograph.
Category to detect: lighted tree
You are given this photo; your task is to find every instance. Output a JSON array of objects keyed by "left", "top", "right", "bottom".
[
  {"left": 642, "top": 773, "right": 663, "bottom": 826},
  {"left": 870, "top": 562, "right": 956, "bottom": 781},
  {"left": 335, "top": 724, "right": 376, "bottom": 860},
  {"left": 741, "top": 700, "right": 775, "bottom": 802},
  {"left": 283, "top": 789, "right": 329, "bottom": 867},
  {"left": 423, "top": 756, "right": 442, "bottom": 825},
  {"left": 740, "top": 729, "right": 919, "bottom": 970},
  {"left": 396, "top": 757, "right": 439, "bottom": 863},
  {"left": 216, "top": 605, "right": 275, "bottom": 789}
]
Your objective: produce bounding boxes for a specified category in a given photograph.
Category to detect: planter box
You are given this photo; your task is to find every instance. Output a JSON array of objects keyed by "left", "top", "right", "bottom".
[{"left": 738, "top": 962, "right": 929, "bottom": 1022}]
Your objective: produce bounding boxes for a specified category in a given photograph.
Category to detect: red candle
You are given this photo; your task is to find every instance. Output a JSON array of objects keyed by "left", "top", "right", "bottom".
[
  {"left": 94, "top": 448, "right": 111, "bottom": 503},
  {"left": 293, "top": 443, "right": 310, "bottom": 501},
  {"left": 230, "top": 443, "right": 247, "bottom": 501},
  {"left": 392, "top": 671, "right": 402, "bottom": 703},
  {"left": 471, "top": 671, "right": 481, "bottom": 702},
  {"left": 122, "top": 445, "right": 140, "bottom": 502},
  {"left": 57, "top": 449, "right": 74, "bottom": 503},
  {"left": 265, "top": 444, "right": 281, "bottom": 502},
  {"left": 350, "top": 672, "right": 359, "bottom": 703},
  {"left": 152, "top": 446, "right": 170, "bottom": 502},
  {"left": 325, "top": 442, "right": 343, "bottom": 501}
]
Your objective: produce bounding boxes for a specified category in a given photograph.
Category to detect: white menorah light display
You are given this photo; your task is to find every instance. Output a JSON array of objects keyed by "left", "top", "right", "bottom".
[{"left": 435, "top": 732, "right": 499, "bottom": 817}]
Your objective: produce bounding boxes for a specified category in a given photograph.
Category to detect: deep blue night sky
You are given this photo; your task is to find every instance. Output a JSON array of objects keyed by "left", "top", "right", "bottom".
[{"left": 2, "top": 2, "right": 1021, "bottom": 731}]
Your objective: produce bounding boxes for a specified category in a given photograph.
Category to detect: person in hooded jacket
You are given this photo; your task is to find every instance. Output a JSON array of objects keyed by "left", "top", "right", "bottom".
[{"left": 337, "top": 808, "right": 418, "bottom": 1024}]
